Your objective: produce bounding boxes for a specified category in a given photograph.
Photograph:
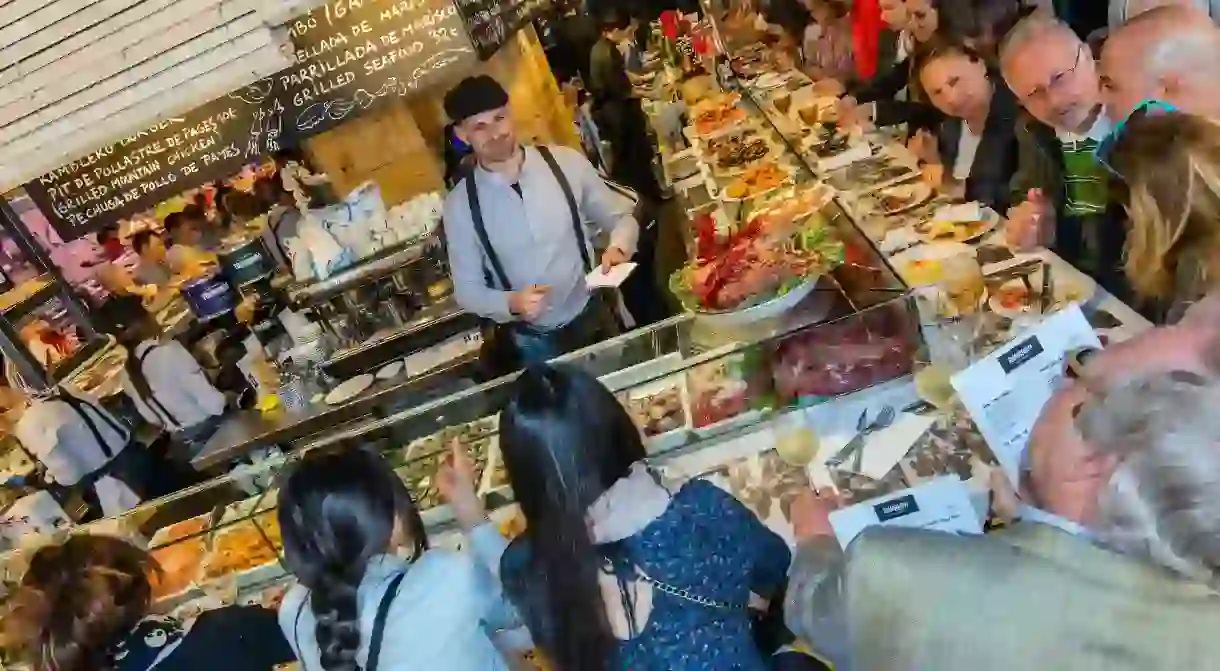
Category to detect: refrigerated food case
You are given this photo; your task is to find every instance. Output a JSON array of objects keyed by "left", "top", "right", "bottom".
[
  {"left": 0, "top": 255, "right": 920, "bottom": 621},
  {"left": 0, "top": 78, "right": 928, "bottom": 624},
  {"left": 0, "top": 199, "right": 111, "bottom": 393}
]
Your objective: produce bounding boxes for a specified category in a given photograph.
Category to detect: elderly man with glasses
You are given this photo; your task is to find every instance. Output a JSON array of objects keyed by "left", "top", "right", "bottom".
[
  {"left": 779, "top": 299, "right": 1220, "bottom": 670},
  {"left": 997, "top": 14, "right": 1132, "bottom": 305}
]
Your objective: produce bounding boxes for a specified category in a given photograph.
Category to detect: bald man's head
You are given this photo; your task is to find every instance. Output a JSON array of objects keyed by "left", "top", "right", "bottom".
[
  {"left": 1100, "top": 6, "right": 1220, "bottom": 120},
  {"left": 1001, "top": 15, "right": 1102, "bottom": 133}
]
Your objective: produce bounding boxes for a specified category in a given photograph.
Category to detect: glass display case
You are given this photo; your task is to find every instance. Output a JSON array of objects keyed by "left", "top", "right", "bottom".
[
  {"left": 0, "top": 73, "right": 925, "bottom": 626},
  {"left": 0, "top": 198, "right": 110, "bottom": 391},
  {"left": 0, "top": 287, "right": 919, "bottom": 612}
]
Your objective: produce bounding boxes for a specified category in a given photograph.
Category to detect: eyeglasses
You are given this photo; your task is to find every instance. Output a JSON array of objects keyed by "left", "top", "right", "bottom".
[
  {"left": 1093, "top": 99, "right": 1179, "bottom": 178},
  {"left": 1023, "top": 44, "right": 1084, "bottom": 104}
]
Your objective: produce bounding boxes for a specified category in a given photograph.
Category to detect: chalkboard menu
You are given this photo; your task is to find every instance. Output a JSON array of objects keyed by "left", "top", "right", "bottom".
[
  {"left": 24, "top": 0, "right": 476, "bottom": 241},
  {"left": 456, "top": 0, "right": 549, "bottom": 59}
]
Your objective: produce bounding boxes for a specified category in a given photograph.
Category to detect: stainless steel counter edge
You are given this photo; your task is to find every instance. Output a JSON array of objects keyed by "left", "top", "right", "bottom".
[
  {"left": 299, "top": 322, "right": 702, "bottom": 453},
  {"left": 189, "top": 351, "right": 481, "bottom": 471},
  {"left": 286, "top": 233, "right": 437, "bottom": 305},
  {"left": 321, "top": 298, "right": 466, "bottom": 369}
]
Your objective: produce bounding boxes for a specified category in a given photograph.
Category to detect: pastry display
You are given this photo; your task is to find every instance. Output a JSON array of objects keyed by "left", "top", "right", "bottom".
[
  {"left": 407, "top": 416, "right": 498, "bottom": 458},
  {"left": 200, "top": 512, "right": 283, "bottom": 581},
  {"left": 397, "top": 418, "right": 501, "bottom": 509},
  {"left": 150, "top": 518, "right": 208, "bottom": 599}
]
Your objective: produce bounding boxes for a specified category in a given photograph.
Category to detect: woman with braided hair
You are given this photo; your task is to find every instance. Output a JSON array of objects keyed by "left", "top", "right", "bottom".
[{"left": 275, "top": 447, "right": 521, "bottom": 671}]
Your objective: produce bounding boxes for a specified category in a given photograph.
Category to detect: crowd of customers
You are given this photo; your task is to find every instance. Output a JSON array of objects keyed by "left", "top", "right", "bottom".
[
  {"left": 12, "top": 324, "right": 1220, "bottom": 669},
  {"left": 10, "top": 1, "right": 1220, "bottom": 670}
]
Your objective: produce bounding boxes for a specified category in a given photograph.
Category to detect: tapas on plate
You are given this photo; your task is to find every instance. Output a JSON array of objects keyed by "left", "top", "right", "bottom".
[
  {"left": 828, "top": 155, "right": 918, "bottom": 191},
  {"left": 692, "top": 94, "right": 748, "bottom": 136},
  {"left": 703, "top": 127, "right": 759, "bottom": 156},
  {"left": 875, "top": 182, "right": 933, "bottom": 215},
  {"left": 799, "top": 120, "right": 849, "bottom": 152},
  {"left": 753, "top": 183, "right": 837, "bottom": 221},
  {"left": 712, "top": 135, "right": 772, "bottom": 173},
  {"left": 986, "top": 264, "right": 1095, "bottom": 318},
  {"left": 913, "top": 208, "right": 1001, "bottom": 243},
  {"left": 890, "top": 242, "right": 977, "bottom": 286},
  {"left": 722, "top": 162, "right": 791, "bottom": 200}
]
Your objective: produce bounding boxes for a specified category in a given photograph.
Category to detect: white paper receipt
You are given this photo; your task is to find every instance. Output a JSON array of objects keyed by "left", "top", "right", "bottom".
[
  {"left": 829, "top": 476, "right": 982, "bottom": 548},
  {"left": 586, "top": 262, "right": 637, "bottom": 288},
  {"left": 950, "top": 304, "right": 1101, "bottom": 486}
]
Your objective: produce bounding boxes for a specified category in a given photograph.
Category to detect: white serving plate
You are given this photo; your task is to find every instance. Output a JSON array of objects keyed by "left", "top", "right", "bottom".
[
  {"left": 325, "top": 374, "right": 375, "bottom": 405},
  {"left": 875, "top": 181, "right": 934, "bottom": 216},
  {"left": 987, "top": 269, "right": 1097, "bottom": 320},
  {"left": 889, "top": 242, "right": 978, "bottom": 286},
  {"left": 375, "top": 360, "right": 404, "bottom": 380},
  {"left": 691, "top": 275, "right": 832, "bottom": 328}
]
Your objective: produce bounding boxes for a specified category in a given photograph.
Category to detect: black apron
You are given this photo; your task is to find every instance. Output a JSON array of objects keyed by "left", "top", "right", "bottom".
[
  {"left": 466, "top": 146, "right": 620, "bottom": 378},
  {"left": 52, "top": 392, "right": 159, "bottom": 512},
  {"left": 135, "top": 344, "right": 182, "bottom": 430},
  {"left": 130, "top": 345, "right": 216, "bottom": 490}
]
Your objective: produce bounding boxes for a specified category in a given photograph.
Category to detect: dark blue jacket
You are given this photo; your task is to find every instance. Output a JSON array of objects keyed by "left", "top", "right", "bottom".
[{"left": 501, "top": 479, "right": 792, "bottom": 671}]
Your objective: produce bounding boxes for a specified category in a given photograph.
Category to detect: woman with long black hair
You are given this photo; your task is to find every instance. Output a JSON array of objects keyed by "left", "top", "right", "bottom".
[
  {"left": 443, "top": 364, "right": 791, "bottom": 671},
  {"left": 276, "top": 448, "right": 520, "bottom": 671}
]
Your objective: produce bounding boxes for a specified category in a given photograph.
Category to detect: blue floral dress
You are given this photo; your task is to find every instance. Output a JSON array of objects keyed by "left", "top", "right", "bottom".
[{"left": 501, "top": 479, "right": 792, "bottom": 670}]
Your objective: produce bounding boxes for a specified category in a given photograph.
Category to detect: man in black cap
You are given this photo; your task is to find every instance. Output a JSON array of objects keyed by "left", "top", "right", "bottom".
[{"left": 441, "top": 75, "right": 640, "bottom": 374}]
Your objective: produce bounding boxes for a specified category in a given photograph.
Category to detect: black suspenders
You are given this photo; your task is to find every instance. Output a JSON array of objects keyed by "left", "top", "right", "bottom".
[{"left": 463, "top": 146, "right": 592, "bottom": 292}]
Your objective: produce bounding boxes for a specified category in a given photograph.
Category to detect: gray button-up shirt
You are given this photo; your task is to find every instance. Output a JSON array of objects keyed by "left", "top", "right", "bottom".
[{"left": 442, "top": 145, "right": 639, "bottom": 329}]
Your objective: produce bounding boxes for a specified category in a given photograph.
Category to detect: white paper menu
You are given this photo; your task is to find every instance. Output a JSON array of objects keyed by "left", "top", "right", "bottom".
[
  {"left": 950, "top": 305, "right": 1101, "bottom": 486},
  {"left": 829, "top": 476, "right": 982, "bottom": 548}
]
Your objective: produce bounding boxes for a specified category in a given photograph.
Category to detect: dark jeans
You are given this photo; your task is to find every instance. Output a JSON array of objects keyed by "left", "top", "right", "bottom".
[{"left": 509, "top": 294, "right": 621, "bottom": 366}]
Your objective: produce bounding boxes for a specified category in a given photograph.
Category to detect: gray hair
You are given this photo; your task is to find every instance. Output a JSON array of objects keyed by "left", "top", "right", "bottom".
[
  {"left": 1111, "top": 4, "right": 1220, "bottom": 80},
  {"left": 1075, "top": 369, "right": 1220, "bottom": 583},
  {"left": 1110, "top": 0, "right": 1220, "bottom": 30},
  {"left": 998, "top": 11, "right": 1079, "bottom": 70}
]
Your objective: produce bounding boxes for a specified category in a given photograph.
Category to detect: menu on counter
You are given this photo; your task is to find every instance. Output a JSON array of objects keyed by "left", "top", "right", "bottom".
[
  {"left": 829, "top": 476, "right": 983, "bottom": 548},
  {"left": 24, "top": 0, "right": 478, "bottom": 242},
  {"left": 950, "top": 305, "right": 1101, "bottom": 487},
  {"left": 455, "top": 0, "right": 549, "bottom": 58}
]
